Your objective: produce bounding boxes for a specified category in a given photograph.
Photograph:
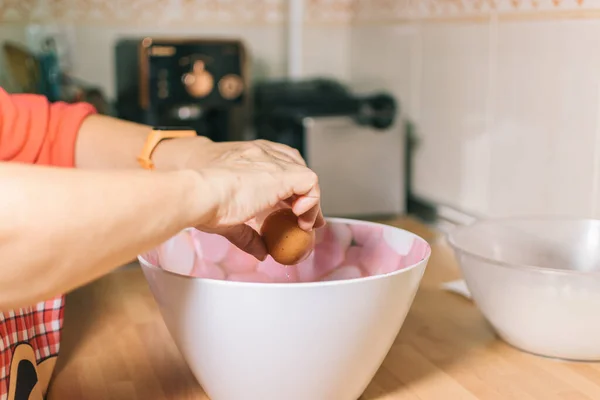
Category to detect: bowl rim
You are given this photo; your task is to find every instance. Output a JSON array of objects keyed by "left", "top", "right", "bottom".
[
  {"left": 138, "top": 217, "right": 431, "bottom": 287},
  {"left": 447, "top": 216, "right": 600, "bottom": 276}
]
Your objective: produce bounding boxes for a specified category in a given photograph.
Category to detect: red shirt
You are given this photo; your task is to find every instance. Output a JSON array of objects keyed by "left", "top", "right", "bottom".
[{"left": 0, "top": 87, "right": 96, "bottom": 400}]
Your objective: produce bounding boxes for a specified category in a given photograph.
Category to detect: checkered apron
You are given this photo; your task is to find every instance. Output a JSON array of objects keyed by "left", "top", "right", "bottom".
[{"left": 0, "top": 296, "right": 64, "bottom": 399}]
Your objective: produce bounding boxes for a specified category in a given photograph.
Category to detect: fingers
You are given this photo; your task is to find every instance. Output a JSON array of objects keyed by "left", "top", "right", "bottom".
[
  {"left": 315, "top": 210, "right": 326, "bottom": 228},
  {"left": 293, "top": 197, "right": 324, "bottom": 231},
  {"left": 285, "top": 169, "right": 325, "bottom": 231},
  {"left": 251, "top": 142, "right": 320, "bottom": 229},
  {"left": 297, "top": 205, "right": 321, "bottom": 231},
  {"left": 217, "top": 139, "right": 322, "bottom": 233},
  {"left": 216, "top": 224, "right": 268, "bottom": 261}
]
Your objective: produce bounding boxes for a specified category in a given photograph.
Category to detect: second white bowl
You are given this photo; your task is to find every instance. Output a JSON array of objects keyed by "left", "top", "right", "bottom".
[{"left": 449, "top": 218, "right": 600, "bottom": 361}]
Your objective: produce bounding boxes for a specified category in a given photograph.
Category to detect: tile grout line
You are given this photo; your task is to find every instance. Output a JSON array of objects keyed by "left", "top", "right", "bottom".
[
  {"left": 484, "top": 12, "right": 499, "bottom": 216},
  {"left": 409, "top": 20, "right": 423, "bottom": 124},
  {"left": 590, "top": 81, "right": 600, "bottom": 217}
]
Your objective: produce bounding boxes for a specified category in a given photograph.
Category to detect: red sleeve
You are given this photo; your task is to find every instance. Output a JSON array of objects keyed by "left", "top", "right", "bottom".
[{"left": 0, "top": 87, "right": 97, "bottom": 168}]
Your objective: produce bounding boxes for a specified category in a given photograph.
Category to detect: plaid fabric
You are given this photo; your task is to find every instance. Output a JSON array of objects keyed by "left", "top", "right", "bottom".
[{"left": 0, "top": 295, "right": 64, "bottom": 399}]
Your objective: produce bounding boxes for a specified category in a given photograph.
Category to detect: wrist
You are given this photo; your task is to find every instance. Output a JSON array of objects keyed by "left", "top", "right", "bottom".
[{"left": 152, "top": 135, "right": 212, "bottom": 171}]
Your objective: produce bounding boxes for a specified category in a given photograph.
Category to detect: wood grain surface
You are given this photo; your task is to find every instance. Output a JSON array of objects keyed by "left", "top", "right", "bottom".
[{"left": 48, "top": 217, "right": 600, "bottom": 400}]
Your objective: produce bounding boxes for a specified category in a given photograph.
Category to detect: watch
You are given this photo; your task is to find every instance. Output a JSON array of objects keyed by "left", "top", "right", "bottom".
[{"left": 137, "top": 126, "right": 197, "bottom": 170}]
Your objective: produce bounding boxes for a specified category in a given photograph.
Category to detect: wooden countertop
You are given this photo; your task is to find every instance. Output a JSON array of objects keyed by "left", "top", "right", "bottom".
[{"left": 48, "top": 218, "right": 600, "bottom": 400}]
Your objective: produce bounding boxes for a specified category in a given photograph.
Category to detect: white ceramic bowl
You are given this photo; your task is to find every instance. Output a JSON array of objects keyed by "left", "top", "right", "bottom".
[
  {"left": 138, "top": 218, "right": 430, "bottom": 400},
  {"left": 448, "top": 217, "right": 600, "bottom": 361}
]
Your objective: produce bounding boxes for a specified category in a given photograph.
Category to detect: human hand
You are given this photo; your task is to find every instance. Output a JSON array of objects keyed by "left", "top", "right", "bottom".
[{"left": 191, "top": 140, "right": 325, "bottom": 260}]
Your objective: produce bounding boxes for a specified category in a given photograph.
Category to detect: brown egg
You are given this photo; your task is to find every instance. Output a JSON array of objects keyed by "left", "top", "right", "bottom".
[{"left": 260, "top": 208, "right": 315, "bottom": 265}]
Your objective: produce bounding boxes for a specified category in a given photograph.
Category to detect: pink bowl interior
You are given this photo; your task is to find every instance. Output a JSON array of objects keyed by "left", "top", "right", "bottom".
[{"left": 140, "top": 220, "right": 430, "bottom": 283}]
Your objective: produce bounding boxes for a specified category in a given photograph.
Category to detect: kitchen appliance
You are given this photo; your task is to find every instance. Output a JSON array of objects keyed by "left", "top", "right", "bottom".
[
  {"left": 253, "top": 78, "right": 403, "bottom": 218},
  {"left": 115, "top": 37, "right": 248, "bottom": 142},
  {"left": 448, "top": 217, "right": 600, "bottom": 361},
  {"left": 139, "top": 219, "right": 429, "bottom": 400},
  {"left": 3, "top": 43, "right": 42, "bottom": 94}
]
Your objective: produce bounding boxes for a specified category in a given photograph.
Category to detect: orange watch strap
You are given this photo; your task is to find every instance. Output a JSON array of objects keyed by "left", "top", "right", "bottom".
[{"left": 137, "top": 128, "right": 197, "bottom": 170}]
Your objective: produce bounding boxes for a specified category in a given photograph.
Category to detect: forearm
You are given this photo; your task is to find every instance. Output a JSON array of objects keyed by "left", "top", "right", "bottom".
[
  {"left": 74, "top": 114, "right": 210, "bottom": 170},
  {"left": 0, "top": 162, "right": 206, "bottom": 310}
]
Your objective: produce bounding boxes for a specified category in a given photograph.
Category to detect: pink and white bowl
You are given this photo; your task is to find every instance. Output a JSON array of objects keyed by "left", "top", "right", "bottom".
[{"left": 138, "top": 218, "right": 430, "bottom": 400}]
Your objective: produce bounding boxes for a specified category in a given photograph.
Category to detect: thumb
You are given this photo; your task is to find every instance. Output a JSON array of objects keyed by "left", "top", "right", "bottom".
[{"left": 216, "top": 224, "right": 268, "bottom": 261}]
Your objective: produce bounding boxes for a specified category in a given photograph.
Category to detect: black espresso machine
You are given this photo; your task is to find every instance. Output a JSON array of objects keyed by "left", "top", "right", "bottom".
[
  {"left": 253, "top": 78, "right": 403, "bottom": 218},
  {"left": 253, "top": 78, "right": 396, "bottom": 158},
  {"left": 115, "top": 37, "right": 248, "bottom": 142}
]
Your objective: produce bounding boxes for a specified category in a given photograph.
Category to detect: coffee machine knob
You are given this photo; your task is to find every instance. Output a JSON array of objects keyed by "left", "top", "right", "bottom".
[
  {"left": 218, "top": 74, "right": 244, "bottom": 100},
  {"left": 182, "top": 60, "right": 214, "bottom": 98}
]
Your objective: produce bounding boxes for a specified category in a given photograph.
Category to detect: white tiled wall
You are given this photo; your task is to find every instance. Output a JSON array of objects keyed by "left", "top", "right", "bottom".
[
  {"left": 416, "top": 22, "right": 493, "bottom": 215},
  {"left": 490, "top": 18, "right": 600, "bottom": 218},
  {"left": 350, "top": 1, "right": 600, "bottom": 218}
]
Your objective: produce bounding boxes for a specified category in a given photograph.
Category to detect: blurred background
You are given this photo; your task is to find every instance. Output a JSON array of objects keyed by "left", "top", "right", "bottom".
[{"left": 1, "top": 0, "right": 598, "bottom": 225}]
